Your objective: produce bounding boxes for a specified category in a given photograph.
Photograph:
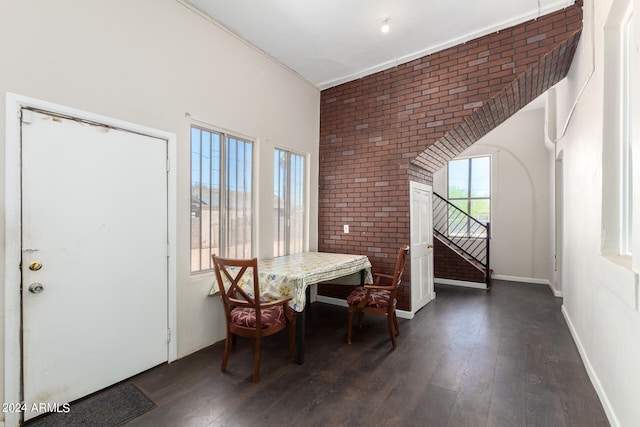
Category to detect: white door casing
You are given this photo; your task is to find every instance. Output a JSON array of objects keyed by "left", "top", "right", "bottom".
[
  {"left": 410, "top": 181, "right": 435, "bottom": 313},
  {"left": 4, "top": 93, "right": 177, "bottom": 427},
  {"left": 555, "top": 155, "right": 564, "bottom": 295},
  {"left": 21, "top": 110, "right": 168, "bottom": 419}
]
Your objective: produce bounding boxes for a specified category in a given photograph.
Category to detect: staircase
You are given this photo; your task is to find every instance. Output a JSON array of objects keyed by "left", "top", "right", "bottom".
[{"left": 433, "top": 192, "right": 491, "bottom": 288}]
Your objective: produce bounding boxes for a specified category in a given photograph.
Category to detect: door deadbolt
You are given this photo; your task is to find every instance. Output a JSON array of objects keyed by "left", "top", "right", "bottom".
[
  {"left": 28, "top": 261, "right": 43, "bottom": 271},
  {"left": 28, "top": 283, "right": 44, "bottom": 294}
]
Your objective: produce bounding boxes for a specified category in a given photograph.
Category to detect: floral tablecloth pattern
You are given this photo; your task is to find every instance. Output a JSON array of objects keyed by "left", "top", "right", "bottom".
[{"left": 210, "top": 252, "right": 373, "bottom": 312}]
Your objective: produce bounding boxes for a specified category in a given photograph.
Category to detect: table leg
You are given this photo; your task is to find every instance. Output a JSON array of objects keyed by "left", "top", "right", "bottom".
[
  {"left": 295, "top": 310, "right": 305, "bottom": 364},
  {"left": 295, "top": 286, "right": 311, "bottom": 364}
]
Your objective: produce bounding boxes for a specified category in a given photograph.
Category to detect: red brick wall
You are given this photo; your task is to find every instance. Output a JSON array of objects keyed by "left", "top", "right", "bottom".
[
  {"left": 318, "top": 3, "right": 582, "bottom": 310},
  {"left": 433, "top": 238, "right": 485, "bottom": 283}
]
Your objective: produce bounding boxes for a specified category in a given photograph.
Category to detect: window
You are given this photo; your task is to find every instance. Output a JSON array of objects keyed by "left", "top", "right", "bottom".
[
  {"left": 274, "top": 148, "right": 306, "bottom": 256},
  {"left": 191, "top": 126, "right": 253, "bottom": 273},
  {"left": 621, "top": 8, "right": 633, "bottom": 254},
  {"left": 447, "top": 156, "right": 490, "bottom": 237},
  {"left": 603, "top": 0, "right": 633, "bottom": 256}
]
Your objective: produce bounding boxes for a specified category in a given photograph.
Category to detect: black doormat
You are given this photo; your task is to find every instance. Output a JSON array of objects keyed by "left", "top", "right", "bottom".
[{"left": 26, "top": 383, "right": 155, "bottom": 427}]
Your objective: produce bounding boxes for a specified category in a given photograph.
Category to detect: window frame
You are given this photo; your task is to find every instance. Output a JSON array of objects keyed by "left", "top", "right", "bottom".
[
  {"left": 273, "top": 147, "right": 307, "bottom": 257},
  {"left": 446, "top": 155, "right": 491, "bottom": 238},
  {"left": 190, "top": 124, "right": 255, "bottom": 274},
  {"left": 602, "top": 0, "right": 634, "bottom": 257},
  {"left": 620, "top": 6, "right": 633, "bottom": 255}
]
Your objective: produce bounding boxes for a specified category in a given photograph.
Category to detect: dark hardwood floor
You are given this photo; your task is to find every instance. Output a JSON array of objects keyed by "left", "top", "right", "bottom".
[{"left": 121, "top": 280, "right": 608, "bottom": 427}]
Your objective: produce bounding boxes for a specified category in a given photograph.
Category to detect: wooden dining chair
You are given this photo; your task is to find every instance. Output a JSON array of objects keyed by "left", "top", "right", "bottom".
[
  {"left": 212, "top": 255, "right": 296, "bottom": 383},
  {"left": 346, "top": 246, "right": 409, "bottom": 348}
]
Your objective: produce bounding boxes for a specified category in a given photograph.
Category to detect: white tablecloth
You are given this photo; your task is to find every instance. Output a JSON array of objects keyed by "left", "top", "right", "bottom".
[{"left": 211, "top": 252, "right": 373, "bottom": 312}]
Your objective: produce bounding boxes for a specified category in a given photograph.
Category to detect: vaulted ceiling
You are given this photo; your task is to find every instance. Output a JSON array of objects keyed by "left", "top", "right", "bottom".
[{"left": 184, "top": 0, "right": 577, "bottom": 90}]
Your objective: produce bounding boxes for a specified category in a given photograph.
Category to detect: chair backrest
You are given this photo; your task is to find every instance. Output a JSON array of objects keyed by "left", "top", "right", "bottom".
[
  {"left": 212, "top": 255, "right": 262, "bottom": 326},
  {"left": 392, "top": 246, "right": 410, "bottom": 289}
]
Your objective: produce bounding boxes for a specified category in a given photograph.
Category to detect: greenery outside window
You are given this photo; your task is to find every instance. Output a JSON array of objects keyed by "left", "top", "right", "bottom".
[{"left": 447, "top": 156, "right": 491, "bottom": 237}]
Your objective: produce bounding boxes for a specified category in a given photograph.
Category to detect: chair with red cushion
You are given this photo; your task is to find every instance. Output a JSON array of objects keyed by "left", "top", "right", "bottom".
[
  {"left": 213, "top": 255, "right": 295, "bottom": 383},
  {"left": 346, "top": 246, "right": 409, "bottom": 348}
]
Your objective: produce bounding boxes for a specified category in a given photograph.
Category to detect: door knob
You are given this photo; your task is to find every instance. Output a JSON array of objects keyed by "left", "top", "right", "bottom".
[
  {"left": 427, "top": 244, "right": 434, "bottom": 249},
  {"left": 28, "top": 283, "right": 44, "bottom": 294}
]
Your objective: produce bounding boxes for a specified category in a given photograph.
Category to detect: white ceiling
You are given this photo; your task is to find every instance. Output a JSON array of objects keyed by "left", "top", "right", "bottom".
[{"left": 184, "top": 0, "right": 574, "bottom": 90}]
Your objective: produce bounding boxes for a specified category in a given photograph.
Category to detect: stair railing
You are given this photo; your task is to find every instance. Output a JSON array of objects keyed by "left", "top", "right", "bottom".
[{"left": 433, "top": 192, "right": 491, "bottom": 287}]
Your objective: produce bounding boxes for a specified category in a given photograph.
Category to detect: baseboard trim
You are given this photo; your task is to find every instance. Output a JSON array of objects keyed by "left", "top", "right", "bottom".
[
  {"left": 561, "top": 305, "right": 619, "bottom": 427},
  {"left": 491, "top": 274, "right": 550, "bottom": 285},
  {"left": 315, "top": 295, "right": 413, "bottom": 319},
  {"left": 316, "top": 295, "right": 347, "bottom": 307},
  {"left": 434, "top": 278, "right": 487, "bottom": 290},
  {"left": 547, "top": 281, "right": 563, "bottom": 297},
  {"left": 491, "top": 274, "right": 562, "bottom": 297},
  {"left": 396, "top": 309, "right": 413, "bottom": 320}
]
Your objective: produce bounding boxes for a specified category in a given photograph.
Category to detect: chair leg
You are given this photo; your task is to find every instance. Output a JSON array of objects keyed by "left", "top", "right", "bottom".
[
  {"left": 347, "top": 306, "right": 354, "bottom": 344},
  {"left": 221, "top": 330, "right": 232, "bottom": 373},
  {"left": 393, "top": 311, "right": 400, "bottom": 336},
  {"left": 387, "top": 313, "right": 397, "bottom": 348},
  {"left": 358, "top": 311, "right": 364, "bottom": 328},
  {"left": 253, "top": 337, "right": 262, "bottom": 383}
]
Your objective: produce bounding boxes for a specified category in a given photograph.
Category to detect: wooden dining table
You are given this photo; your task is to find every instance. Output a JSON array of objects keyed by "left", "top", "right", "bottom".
[{"left": 211, "top": 252, "right": 373, "bottom": 363}]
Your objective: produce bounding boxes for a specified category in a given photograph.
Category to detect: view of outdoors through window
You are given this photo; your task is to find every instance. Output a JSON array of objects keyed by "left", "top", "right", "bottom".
[
  {"left": 191, "top": 126, "right": 253, "bottom": 272},
  {"left": 447, "top": 156, "right": 490, "bottom": 237},
  {"left": 274, "top": 149, "right": 306, "bottom": 256}
]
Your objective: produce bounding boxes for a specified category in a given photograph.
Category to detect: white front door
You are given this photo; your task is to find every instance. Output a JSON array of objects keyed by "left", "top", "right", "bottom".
[
  {"left": 21, "top": 110, "right": 169, "bottom": 420},
  {"left": 410, "top": 181, "right": 434, "bottom": 312}
]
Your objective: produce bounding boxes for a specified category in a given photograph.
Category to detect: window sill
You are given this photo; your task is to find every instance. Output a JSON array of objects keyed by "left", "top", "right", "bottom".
[
  {"left": 595, "top": 254, "right": 639, "bottom": 311},
  {"left": 190, "top": 271, "right": 220, "bottom": 296}
]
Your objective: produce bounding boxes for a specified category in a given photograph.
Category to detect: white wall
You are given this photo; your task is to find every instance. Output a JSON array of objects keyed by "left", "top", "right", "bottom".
[
  {"left": 433, "top": 108, "right": 554, "bottom": 284},
  {"left": 553, "top": 0, "right": 640, "bottom": 425},
  {"left": 0, "top": 0, "right": 319, "bottom": 416}
]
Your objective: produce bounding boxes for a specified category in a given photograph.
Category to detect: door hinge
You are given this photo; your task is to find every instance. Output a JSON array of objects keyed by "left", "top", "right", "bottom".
[
  {"left": 167, "top": 328, "right": 172, "bottom": 343},
  {"left": 166, "top": 158, "right": 170, "bottom": 172},
  {"left": 167, "top": 243, "right": 171, "bottom": 258},
  {"left": 21, "top": 109, "right": 33, "bottom": 124}
]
